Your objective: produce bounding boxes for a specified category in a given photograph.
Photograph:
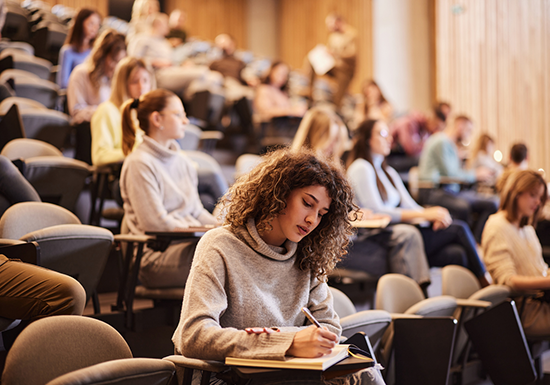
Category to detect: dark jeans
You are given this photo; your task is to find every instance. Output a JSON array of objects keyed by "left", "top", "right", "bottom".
[
  {"left": 419, "top": 220, "right": 486, "bottom": 277},
  {"left": 418, "top": 188, "right": 498, "bottom": 243},
  {"left": 0, "top": 155, "right": 40, "bottom": 217}
]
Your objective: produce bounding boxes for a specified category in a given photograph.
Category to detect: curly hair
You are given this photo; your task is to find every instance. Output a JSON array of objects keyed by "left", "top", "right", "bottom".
[{"left": 221, "top": 148, "right": 358, "bottom": 280}]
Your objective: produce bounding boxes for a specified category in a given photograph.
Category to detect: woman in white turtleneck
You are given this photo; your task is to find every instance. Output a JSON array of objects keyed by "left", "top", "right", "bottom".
[
  {"left": 346, "top": 119, "right": 489, "bottom": 285},
  {"left": 119, "top": 89, "right": 218, "bottom": 289}
]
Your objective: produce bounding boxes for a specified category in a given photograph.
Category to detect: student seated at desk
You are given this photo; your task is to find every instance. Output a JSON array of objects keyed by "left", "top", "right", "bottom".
[
  {"left": 173, "top": 149, "right": 367, "bottom": 384},
  {"left": 346, "top": 119, "right": 489, "bottom": 286},
  {"left": 91, "top": 57, "right": 153, "bottom": 166},
  {"left": 120, "top": 89, "right": 218, "bottom": 289}
]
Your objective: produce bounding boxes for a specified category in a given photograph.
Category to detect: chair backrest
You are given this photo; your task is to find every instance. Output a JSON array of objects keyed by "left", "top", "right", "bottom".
[
  {"left": 0, "top": 104, "right": 25, "bottom": 152},
  {"left": 13, "top": 154, "right": 90, "bottom": 212},
  {"left": 18, "top": 108, "right": 71, "bottom": 148},
  {"left": 0, "top": 41, "right": 34, "bottom": 56},
  {"left": 2, "top": 315, "right": 133, "bottom": 385},
  {"left": 2, "top": 138, "right": 63, "bottom": 159},
  {"left": 235, "top": 153, "right": 262, "bottom": 179},
  {"left": 329, "top": 286, "right": 356, "bottom": 319},
  {"left": 469, "top": 284, "right": 511, "bottom": 306},
  {"left": 0, "top": 49, "right": 53, "bottom": 80},
  {"left": 11, "top": 76, "right": 60, "bottom": 109},
  {"left": 0, "top": 96, "right": 46, "bottom": 114},
  {"left": 340, "top": 310, "right": 392, "bottom": 349},
  {"left": 48, "top": 358, "right": 176, "bottom": 385},
  {"left": 0, "top": 201, "right": 80, "bottom": 239},
  {"left": 441, "top": 265, "right": 481, "bottom": 299},
  {"left": 375, "top": 273, "right": 425, "bottom": 314},
  {"left": 177, "top": 124, "right": 202, "bottom": 151}
]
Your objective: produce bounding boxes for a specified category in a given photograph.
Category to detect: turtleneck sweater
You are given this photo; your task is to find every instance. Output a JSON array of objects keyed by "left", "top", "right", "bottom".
[
  {"left": 482, "top": 211, "right": 549, "bottom": 287},
  {"left": 120, "top": 136, "right": 217, "bottom": 236},
  {"left": 347, "top": 154, "right": 422, "bottom": 222},
  {"left": 172, "top": 218, "right": 341, "bottom": 361}
]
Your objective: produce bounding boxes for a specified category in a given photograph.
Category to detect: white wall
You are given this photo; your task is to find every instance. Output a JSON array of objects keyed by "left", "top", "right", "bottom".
[{"left": 373, "top": 0, "right": 432, "bottom": 115}]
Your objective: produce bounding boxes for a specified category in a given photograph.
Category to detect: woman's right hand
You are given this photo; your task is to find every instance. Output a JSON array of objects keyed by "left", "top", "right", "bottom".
[
  {"left": 423, "top": 206, "right": 452, "bottom": 228},
  {"left": 286, "top": 325, "right": 338, "bottom": 358}
]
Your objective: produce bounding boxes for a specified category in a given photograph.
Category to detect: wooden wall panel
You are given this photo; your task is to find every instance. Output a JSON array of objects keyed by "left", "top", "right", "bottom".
[
  {"left": 164, "top": 0, "right": 247, "bottom": 50},
  {"left": 436, "top": 0, "right": 550, "bottom": 175},
  {"left": 40, "top": 0, "right": 108, "bottom": 19},
  {"left": 278, "top": 0, "right": 372, "bottom": 94}
]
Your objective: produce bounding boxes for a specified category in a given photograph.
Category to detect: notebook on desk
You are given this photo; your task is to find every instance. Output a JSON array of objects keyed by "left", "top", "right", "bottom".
[{"left": 226, "top": 344, "right": 350, "bottom": 371}]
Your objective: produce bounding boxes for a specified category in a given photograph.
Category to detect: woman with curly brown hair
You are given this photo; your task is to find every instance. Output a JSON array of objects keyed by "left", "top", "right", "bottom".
[{"left": 172, "top": 148, "right": 359, "bottom": 377}]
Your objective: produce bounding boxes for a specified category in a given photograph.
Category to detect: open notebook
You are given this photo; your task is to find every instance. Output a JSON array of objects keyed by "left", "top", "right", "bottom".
[{"left": 225, "top": 345, "right": 350, "bottom": 371}]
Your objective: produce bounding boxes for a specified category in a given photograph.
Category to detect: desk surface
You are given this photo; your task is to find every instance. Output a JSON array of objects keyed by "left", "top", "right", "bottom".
[{"left": 145, "top": 226, "right": 216, "bottom": 237}]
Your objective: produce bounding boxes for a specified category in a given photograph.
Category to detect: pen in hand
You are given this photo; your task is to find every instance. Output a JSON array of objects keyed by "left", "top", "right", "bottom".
[{"left": 301, "top": 307, "right": 322, "bottom": 328}]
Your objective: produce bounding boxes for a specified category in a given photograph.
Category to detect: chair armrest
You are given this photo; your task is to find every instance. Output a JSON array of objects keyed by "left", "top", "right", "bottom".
[
  {"left": 0, "top": 241, "right": 40, "bottom": 264},
  {"left": 0, "top": 239, "right": 26, "bottom": 247},
  {"left": 456, "top": 298, "right": 492, "bottom": 309},
  {"left": 200, "top": 131, "right": 224, "bottom": 141},
  {"left": 390, "top": 313, "right": 423, "bottom": 320},
  {"left": 114, "top": 234, "right": 152, "bottom": 244},
  {"left": 163, "top": 355, "right": 226, "bottom": 373}
]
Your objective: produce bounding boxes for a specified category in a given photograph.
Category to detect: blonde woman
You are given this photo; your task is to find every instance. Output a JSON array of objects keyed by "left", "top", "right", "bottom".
[
  {"left": 290, "top": 106, "right": 349, "bottom": 162},
  {"left": 91, "top": 57, "right": 154, "bottom": 166}
]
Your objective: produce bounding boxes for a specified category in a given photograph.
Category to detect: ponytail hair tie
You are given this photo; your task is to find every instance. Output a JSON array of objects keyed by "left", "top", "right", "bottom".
[{"left": 130, "top": 98, "right": 140, "bottom": 109}]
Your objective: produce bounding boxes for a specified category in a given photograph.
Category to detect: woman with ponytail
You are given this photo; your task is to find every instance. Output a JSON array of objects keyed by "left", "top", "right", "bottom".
[{"left": 120, "top": 89, "right": 218, "bottom": 288}]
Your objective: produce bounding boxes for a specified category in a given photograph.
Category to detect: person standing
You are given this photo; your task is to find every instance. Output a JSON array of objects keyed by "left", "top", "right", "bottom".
[{"left": 309, "top": 14, "right": 357, "bottom": 109}]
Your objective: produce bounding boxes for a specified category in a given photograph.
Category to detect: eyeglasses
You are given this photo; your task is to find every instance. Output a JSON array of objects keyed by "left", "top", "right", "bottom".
[{"left": 160, "top": 110, "right": 187, "bottom": 119}]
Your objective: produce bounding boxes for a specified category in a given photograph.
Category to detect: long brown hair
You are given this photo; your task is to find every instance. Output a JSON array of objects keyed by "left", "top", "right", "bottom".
[
  {"left": 346, "top": 119, "right": 396, "bottom": 202},
  {"left": 499, "top": 170, "right": 547, "bottom": 227},
  {"left": 221, "top": 148, "right": 358, "bottom": 280},
  {"left": 262, "top": 61, "right": 289, "bottom": 92},
  {"left": 121, "top": 89, "right": 176, "bottom": 155},
  {"left": 362, "top": 80, "right": 387, "bottom": 116},
  {"left": 65, "top": 8, "right": 101, "bottom": 51},
  {"left": 87, "top": 29, "right": 126, "bottom": 88}
]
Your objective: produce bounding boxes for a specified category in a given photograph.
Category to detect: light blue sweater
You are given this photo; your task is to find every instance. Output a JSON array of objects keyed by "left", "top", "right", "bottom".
[
  {"left": 418, "top": 132, "right": 476, "bottom": 192},
  {"left": 56, "top": 45, "right": 91, "bottom": 89}
]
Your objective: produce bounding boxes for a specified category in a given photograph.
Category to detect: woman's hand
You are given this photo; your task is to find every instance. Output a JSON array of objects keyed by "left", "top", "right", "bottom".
[
  {"left": 286, "top": 325, "right": 338, "bottom": 358},
  {"left": 423, "top": 206, "right": 452, "bottom": 229}
]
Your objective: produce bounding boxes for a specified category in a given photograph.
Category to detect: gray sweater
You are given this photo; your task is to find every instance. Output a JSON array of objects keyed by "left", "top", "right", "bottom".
[
  {"left": 120, "top": 136, "right": 217, "bottom": 235},
  {"left": 172, "top": 218, "right": 341, "bottom": 361}
]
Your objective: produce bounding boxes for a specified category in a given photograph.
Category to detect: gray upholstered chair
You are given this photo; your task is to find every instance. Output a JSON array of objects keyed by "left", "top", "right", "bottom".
[
  {"left": 1, "top": 315, "right": 176, "bottom": 385},
  {"left": 1, "top": 138, "right": 90, "bottom": 213},
  {"left": 0, "top": 69, "right": 60, "bottom": 109},
  {"left": 17, "top": 107, "right": 71, "bottom": 149},
  {"left": 441, "top": 265, "right": 512, "bottom": 384},
  {"left": 0, "top": 202, "right": 113, "bottom": 312},
  {"left": 0, "top": 96, "right": 46, "bottom": 114},
  {"left": 375, "top": 273, "right": 458, "bottom": 385},
  {"left": 0, "top": 48, "right": 53, "bottom": 80},
  {"left": 185, "top": 150, "right": 229, "bottom": 212},
  {"left": 329, "top": 286, "right": 392, "bottom": 352}
]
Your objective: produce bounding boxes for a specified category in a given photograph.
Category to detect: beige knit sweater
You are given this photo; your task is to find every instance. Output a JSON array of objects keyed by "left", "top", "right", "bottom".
[{"left": 481, "top": 211, "right": 548, "bottom": 287}]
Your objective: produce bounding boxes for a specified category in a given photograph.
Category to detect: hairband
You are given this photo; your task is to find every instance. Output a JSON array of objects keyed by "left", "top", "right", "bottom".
[{"left": 130, "top": 98, "right": 140, "bottom": 109}]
